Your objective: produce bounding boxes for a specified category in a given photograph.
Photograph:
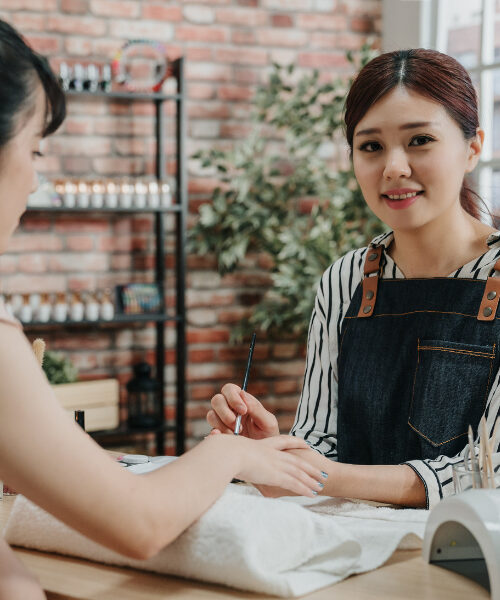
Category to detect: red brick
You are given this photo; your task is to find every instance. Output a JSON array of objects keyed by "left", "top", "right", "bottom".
[
  {"left": 298, "top": 51, "right": 349, "bottom": 69},
  {"left": 274, "top": 379, "right": 300, "bottom": 394},
  {"left": 3, "top": 274, "right": 65, "bottom": 293},
  {"left": 188, "top": 83, "right": 215, "bottom": 100},
  {"left": 262, "top": 0, "right": 312, "bottom": 8},
  {"left": 215, "top": 47, "right": 268, "bottom": 65},
  {"left": 68, "top": 275, "right": 97, "bottom": 290},
  {"left": 47, "top": 15, "right": 107, "bottom": 36},
  {"left": 186, "top": 328, "right": 230, "bottom": 343},
  {"left": 176, "top": 25, "right": 228, "bottom": 43},
  {"left": 3, "top": 0, "right": 57, "bottom": 8},
  {"left": 62, "top": 157, "right": 93, "bottom": 174},
  {"left": 350, "top": 16, "right": 374, "bottom": 33},
  {"left": 109, "top": 19, "right": 174, "bottom": 40},
  {"left": 187, "top": 103, "right": 231, "bottom": 120},
  {"left": 272, "top": 14, "right": 294, "bottom": 27},
  {"left": 257, "top": 28, "right": 309, "bottom": 47},
  {"left": 50, "top": 136, "right": 112, "bottom": 157},
  {"left": 0, "top": 256, "right": 18, "bottom": 274},
  {"left": 189, "top": 348, "right": 215, "bottom": 363},
  {"left": 189, "top": 384, "right": 219, "bottom": 401},
  {"left": 231, "top": 30, "right": 257, "bottom": 45},
  {"left": 62, "top": 117, "right": 94, "bottom": 136},
  {"left": 54, "top": 219, "right": 109, "bottom": 233},
  {"left": 10, "top": 13, "right": 46, "bottom": 31},
  {"left": 217, "top": 85, "right": 254, "bottom": 101},
  {"left": 61, "top": 0, "right": 88, "bottom": 13},
  {"left": 64, "top": 36, "right": 93, "bottom": 55},
  {"left": 8, "top": 233, "right": 62, "bottom": 253},
  {"left": 90, "top": 0, "right": 140, "bottom": 18},
  {"left": 219, "top": 123, "right": 253, "bottom": 138},
  {"left": 142, "top": 3, "right": 183, "bottom": 21},
  {"left": 186, "top": 47, "right": 213, "bottom": 61},
  {"left": 49, "top": 254, "right": 108, "bottom": 272},
  {"left": 261, "top": 360, "right": 305, "bottom": 378},
  {"left": 93, "top": 157, "right": 145, "bottom": 175},
  {"left": 188, "top": 63, "right": 234, "bottom": 82},
  {"left": 215, "top": 7, "right": 268, "bottom": 26},
  {"left": 19, "top": 217, "right": 51, "bottom": 231},
  {"left": 25, "top": 35, "right": 60, "bottom": 55},
  {"left": 272, "top": 343, "right": 299, "bottom": 359},
  {"left": 296, "top": 13, "right": 347, "bottom": 29},
  {"left": 66, "top": 236, "right": 94, "bottom": 252}
]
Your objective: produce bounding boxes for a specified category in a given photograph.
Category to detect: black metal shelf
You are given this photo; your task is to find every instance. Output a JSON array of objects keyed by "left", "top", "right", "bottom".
[
  {"left": 22, "top": 313, "right": 182, "bottom": 328},
  {"left": 35, "top": 57, "right": 188, "bottom": 456},
  {"left": 26, "top": 205, "right": 181, "bottom": 214}
]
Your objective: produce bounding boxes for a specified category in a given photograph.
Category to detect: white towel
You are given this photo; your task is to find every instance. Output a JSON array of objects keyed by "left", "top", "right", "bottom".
[{"left": 3, "top": 484, "right": 428, "bottom": 597}]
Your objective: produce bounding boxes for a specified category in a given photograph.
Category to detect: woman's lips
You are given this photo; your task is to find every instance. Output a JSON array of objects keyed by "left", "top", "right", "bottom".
[{"left": 382, "top": 190, "right": 423, "bottom": 210}]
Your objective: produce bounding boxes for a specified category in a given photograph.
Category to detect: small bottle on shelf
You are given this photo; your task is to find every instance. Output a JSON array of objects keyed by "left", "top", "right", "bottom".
[
  {"left": 63, "top": 180, "right": 77, "bottom": 208},
  {"left": 90, "top": 180, "right": 105, "bottom": 208},
  {"left": 119, "top": 179, "right": 133, "bottom": 209},
  {"left": 19, "top": 294, "right": 33, "bottom": 323},
  {"left": 37, "top": 293, "right": 51, "bottom": 322},
  {"left": 134, "top": 179, "right": 148, "bottom": 209},
  {"left": 77, "top": 180, "right": 90, "bottom": 208},
  {"left": 11, "top": 293, "right": 23, "bottom": 318},
  {"left": 84, "top": 292, "right": 100, "bottom": 321},
  {"left": 148, "top": 180, "right": 160, "bottom": 209},
  {"left": 53, "top": 292, "right": 68, "bottom": 322},
  {"left": 105, "top": 180, "right": 118, "bottom": 209},
  {"left": 160, "top": 180, "right": 172, "bottom": 207},
  {"left": 3, "top": 294, "right": 14, "bottom": 318},
  {"left": 100, "top": 289, "right": 115, "bottom": 321},
  {"left": 69, "top": 292, "right": 85, "bottom": 322}
]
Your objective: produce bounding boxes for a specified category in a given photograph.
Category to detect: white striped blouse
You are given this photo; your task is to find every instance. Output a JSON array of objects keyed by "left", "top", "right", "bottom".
[{"left": 290, "top": 230, "right": 500, "bottom": 509}]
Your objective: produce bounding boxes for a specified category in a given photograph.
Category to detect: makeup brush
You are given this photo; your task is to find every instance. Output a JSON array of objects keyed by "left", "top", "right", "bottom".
[{"left": 32, "top": 338, "right": 46, "bottom": 368}]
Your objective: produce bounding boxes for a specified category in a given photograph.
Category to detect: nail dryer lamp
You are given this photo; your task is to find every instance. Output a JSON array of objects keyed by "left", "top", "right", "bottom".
[{"left": 422, "top": 490, "right": 500, "bottom": 598}]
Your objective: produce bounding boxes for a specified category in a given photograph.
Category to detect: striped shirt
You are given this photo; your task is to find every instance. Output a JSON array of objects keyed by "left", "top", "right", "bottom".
[{"left": 291, "top": 230, "right": 500, "bottom": 509}]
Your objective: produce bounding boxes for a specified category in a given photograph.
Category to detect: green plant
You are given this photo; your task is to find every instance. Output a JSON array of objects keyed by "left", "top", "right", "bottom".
[
  {"left": 42, "top": 350, "right": 78, "bottom": 384},
  {"left": 189, "top": 45, "right": 386, "bottom": 342}
]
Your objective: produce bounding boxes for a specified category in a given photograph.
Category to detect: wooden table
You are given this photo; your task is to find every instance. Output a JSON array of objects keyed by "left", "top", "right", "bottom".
[{"left": 0, "top": 495, "right": 489, "bottom": 600}]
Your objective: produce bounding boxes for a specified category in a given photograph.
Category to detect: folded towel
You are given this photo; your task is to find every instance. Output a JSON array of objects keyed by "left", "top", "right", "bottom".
[{"left": 3, "top": 484, "right": 428, "bottom": 597}]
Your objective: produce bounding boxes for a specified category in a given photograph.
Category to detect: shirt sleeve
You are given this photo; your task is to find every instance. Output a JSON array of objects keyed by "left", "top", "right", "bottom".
[
  {"left": 404, "top": 369, "right": 500, "bottom": 509},
  {"left": 290, "top": 250, "right": 364, "bottom": 457}
]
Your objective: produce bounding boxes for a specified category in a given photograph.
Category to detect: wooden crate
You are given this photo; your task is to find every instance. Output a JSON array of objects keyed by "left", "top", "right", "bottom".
[{"left": 52, "top": 379, "right": 119, "bottom": 432}]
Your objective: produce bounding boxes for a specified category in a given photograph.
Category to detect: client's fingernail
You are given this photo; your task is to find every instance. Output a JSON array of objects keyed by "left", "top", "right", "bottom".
[
  {"left": 312, "top": 490, "right": 318, "bottom": 496},
  {"left": 321, "top": 471, "right": 328, "bottom": 479},
  {"left": 318, "top": 482, "right": 324, "bottom": 489}
]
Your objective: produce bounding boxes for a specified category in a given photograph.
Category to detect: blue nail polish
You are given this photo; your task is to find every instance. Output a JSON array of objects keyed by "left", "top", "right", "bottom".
[
  {"left": 318, "top": 482, "right": 324, "bottom": 489},
  {"left": 312, "top": 490, "right": 318, "bottom": 496},
  {"left": 321, "top": 471, "right": 328, "bottom": 479}
]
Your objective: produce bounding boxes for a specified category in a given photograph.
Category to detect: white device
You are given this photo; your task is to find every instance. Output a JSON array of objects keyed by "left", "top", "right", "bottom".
[{"left": 422, "top": 490, "right": 500, "bottom": 598}]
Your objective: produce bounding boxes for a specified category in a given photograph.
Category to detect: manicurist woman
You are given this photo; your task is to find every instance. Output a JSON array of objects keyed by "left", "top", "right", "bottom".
[
  {"left": 208, "top": 49, "right": 500, "bottom": 510},
  {"left": 0, "top": 20, "right": 327, "bottom": 600}
]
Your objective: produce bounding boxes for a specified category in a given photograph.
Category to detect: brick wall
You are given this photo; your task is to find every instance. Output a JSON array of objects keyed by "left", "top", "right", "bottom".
[{"left": 0, "top": 0, "right": 381, "bottom": 453}]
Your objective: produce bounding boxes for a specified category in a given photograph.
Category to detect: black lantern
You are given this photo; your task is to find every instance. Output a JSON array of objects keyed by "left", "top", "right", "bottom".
[{"left": 126, "top": 362, "right": 162, "bottom": 429}]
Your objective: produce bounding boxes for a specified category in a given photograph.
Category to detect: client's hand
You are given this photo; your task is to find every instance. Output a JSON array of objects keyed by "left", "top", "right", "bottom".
[
  {"left": 231, "top": 435, "right": 325, "bottom": 498},
  {"left": 207, "top": 383, "right": 279, "bottom": 439}
]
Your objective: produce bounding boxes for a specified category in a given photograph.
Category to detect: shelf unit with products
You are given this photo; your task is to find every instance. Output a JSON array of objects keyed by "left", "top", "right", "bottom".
[{"left": 19, "top": 58, "right": 187, "bottom": 456}]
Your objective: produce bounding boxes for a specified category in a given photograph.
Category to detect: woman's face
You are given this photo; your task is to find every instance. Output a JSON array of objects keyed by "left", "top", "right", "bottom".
[
  {"left": 0, "top": 86, "right": 45, "bottom": 253},
  {"left": 352, "top": 86, "right": 482, "bottom": 233}
]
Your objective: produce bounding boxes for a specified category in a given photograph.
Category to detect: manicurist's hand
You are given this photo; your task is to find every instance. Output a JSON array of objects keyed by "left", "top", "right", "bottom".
[
  {"left": 225, "top": 434, "right": 325, "bottom": 497},
  {"left": 207, "top": 383, "right": 279, "bottom": 438}
]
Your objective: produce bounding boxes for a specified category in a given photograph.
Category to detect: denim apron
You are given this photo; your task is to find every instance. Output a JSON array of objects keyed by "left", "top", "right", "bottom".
[{"left": 337, "top": 244, "right": 500, "bottom": 465}]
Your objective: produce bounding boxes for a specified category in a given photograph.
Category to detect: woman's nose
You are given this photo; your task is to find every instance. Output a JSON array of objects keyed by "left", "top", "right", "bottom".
[{"left": 383, "top": 150, "right": 411, "bottom": 180}]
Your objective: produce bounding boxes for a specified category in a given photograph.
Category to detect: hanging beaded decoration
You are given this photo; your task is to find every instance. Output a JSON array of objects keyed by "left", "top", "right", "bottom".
[{"left": 111, "top": 39, "right": 169, "bottom": 93}]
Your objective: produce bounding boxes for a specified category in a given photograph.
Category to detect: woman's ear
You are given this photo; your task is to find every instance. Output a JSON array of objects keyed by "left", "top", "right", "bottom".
[{"left": 465, "top": 128, "right": 484, "bottom": 173}]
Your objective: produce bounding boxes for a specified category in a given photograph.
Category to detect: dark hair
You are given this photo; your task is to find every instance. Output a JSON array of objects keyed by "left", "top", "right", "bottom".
[
  {"left": 0, "top": 19, "right": 65, "bottom": 150},
  {"left": 344, "top": 49, "right": 482, "bottom": 219}
]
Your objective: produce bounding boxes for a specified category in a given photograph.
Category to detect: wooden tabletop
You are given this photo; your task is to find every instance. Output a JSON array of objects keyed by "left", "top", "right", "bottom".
[{"left": 0, "top": 495, "right": 488, "bottom": 600}]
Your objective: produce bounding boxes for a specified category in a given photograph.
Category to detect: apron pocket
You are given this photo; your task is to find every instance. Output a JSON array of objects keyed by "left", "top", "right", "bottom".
[{"left": 409, "top": 338, "right": 495, "bottom": 448}]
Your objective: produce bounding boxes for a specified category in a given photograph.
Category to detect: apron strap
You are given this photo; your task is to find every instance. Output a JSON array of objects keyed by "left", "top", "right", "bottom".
[
  {"left": 358, "top": 245, "right": 383, "bottom": 318},
  {"left": 477, "top": 258, "right": 500, "bottom": 321}
]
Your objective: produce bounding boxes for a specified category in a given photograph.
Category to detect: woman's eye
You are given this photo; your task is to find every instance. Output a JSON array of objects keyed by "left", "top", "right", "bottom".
[
  {"left": 359, "top": 141, "right": 382, "bottom": 152},
  {"left": 32, "top": 151, "right": 43, "bottom": 158},
  {"left": 409, "top": 135, "right": 434, "bottom": 147}
]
